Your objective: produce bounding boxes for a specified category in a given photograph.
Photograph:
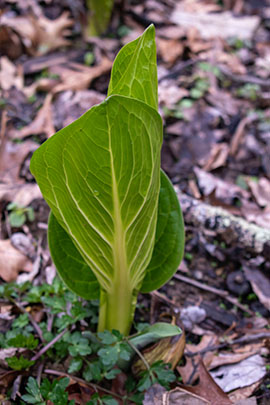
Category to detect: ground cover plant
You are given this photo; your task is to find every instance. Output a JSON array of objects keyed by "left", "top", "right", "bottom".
[
  {"left": 30, "top": 25, "right": 185, "bottom": 336},
  {"left": 1, "top": 0, "right": 270, "bottom": 403}
]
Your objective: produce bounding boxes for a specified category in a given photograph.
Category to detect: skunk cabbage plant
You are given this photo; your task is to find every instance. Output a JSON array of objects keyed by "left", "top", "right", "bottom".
[{"left": 30, "top": 25, "right": 185, "bottom": 335}]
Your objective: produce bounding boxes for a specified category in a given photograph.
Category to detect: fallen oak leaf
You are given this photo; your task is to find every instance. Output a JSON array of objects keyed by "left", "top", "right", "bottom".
[
  {"left": 0, "top": 12, "right": 73, "bottom": 56},
  {"left": 183, "top": 358, "right": 232, "bottom": 405},
  {"left": 0, "top": 239, "right": 32, "bottom": 282},
  {"left": 0, "top": 57, "right": 24, "bottom": 91}
]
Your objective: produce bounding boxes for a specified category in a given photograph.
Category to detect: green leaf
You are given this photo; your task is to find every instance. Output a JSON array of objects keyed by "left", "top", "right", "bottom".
[
  {"left": 48, "top": 212, "right": 99, "bottom": 300},
  {"left": 6, "top": 355, "right": 35, "bottom": 370},
  {"left": 8, "top": 334, "right": 38, "bottom": 350},
  {"left": 130, "top": 323, "right": 182, "bottom": 349},
  {"left": 31, "top": 94, "right": 162, "bottom": 334},
  {"left": 87, "top": 0, "right": 114, "bottom": 36},
  {"left": 68, "top": 357, "right": 83, "bottom": 373},
  {"left": 141, "top": 170, "right": 184, "bottom": 292},
  {"left": 9, "top": 211, "right": 26, "bottom": 227},
  {"left": 108, "top": 24, "right": 158, "bottom": 111},
  {"left": 22, "top": 377, "right": 45, "bottom": 405}
]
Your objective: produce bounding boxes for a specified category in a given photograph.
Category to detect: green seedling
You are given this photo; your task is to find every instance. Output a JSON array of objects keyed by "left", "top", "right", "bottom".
[
  {"left": 236, "top": 83, "right": 260, "bottom": 101},
  {"left": 30, "top": 25, "right": 185, "bottom": 335},
  {"left": 7, "top": 202, "right": 34, "bottom": 227}
]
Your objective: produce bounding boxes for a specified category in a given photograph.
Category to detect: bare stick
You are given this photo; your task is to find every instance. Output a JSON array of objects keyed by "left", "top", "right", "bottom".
[{"left": 174, "top": 272, "right": 254, "bottom": 316}]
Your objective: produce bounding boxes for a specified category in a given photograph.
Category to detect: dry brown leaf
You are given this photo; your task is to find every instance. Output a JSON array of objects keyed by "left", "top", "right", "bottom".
[
  {"left": 158, "top": 81, "right": 189, "bottom": 108},
  {"left": 10, "top": 94, "right": 55, "bottom": 139},
  {"left": 240, "top": 200, "right": 270, "bottom": 230},
  {"left": 0, "top": 12, "right": 73, "bottom": 56},
  {"left": 244, "top": 267, "right": 270, "bottom": 311},
  {"left": 157, "top": 38, "right": 184, "bottom": 65},
  {"left": 50, "top": 58, "right": 112, "bottom": 93},
  {"left": 171, "top": 9, "right": 260, "bottom": 40},
  {"left": 177, "top": 335, "right": 219, "bottom": 384},
  {"left": 0, "top": 183, "right": 42, "bottom": 206},
  {"left": 0, "top": 140, "right": 38, "bottom": 183},
  {"left": 209, "top": 351, "right": 259, "bottom": 370},
  {"left": 203, "top": 143, "right": 229, "bottom": 171},
  {"left": 210, "top": 354, "right": 266, "bottom": 393},
  {"left": 184, "top": 359, "right": 232, "bottom": 405},
  {"left": 194, "top": 167, "right": 250, "bottom": 205},
  {"left": 230, "top": 114, "right": 257, "bottom": 156},
  {"left": 247, "top": 177, "right": 270, "bottom": 208},
  {"left": 0, "top": 239, "right": 32, "bottom": 282},
  {"left": 229, "top": 383, "right": 261, "bottom": 404},
  {"left": 0, "top": 57, "right": 24, "bottom": 91}
]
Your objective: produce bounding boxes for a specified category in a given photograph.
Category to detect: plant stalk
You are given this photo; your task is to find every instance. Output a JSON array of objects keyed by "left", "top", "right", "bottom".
[{"left": 98, "top": 282, "right": 138, "bottom": 335}]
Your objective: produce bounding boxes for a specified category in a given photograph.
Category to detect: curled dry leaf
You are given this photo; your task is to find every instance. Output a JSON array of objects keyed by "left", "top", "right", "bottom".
[
  {"left": 10, "top": 94, "right": 55, "bottom": 139},
  {"left": 132, "top": 330, "right": 185, "bottom": 375},
  {"left": 244, "top": 267, "right": 270, "bottom": 311},
  {"left": 0, "top": 140, "right": 38, "bottom": 184},
  {"left": 203, "top": 143, "right": 229, "bottom": 171},
  {"left": 0, "top": 57, "right": 24, "bottom": 91},
  {"left": 50, "top": 58, "right": 112, "bottom": 93},
  {"left": 157, "top": 38, "right": 184, "bottom": 66},
  {"left": 0, "top": 239, "right": 32, "bottom": 282},
  {"left": 247, "top": 177, "right": 270, "bottom": 208},
  {"left": 194, "top": 167, "right": 250, "bottom": 205}
]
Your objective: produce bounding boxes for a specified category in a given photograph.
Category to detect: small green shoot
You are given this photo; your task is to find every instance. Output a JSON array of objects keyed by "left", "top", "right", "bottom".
[{"left": 7, "top": 202, "right": 34, "bottom": 227}]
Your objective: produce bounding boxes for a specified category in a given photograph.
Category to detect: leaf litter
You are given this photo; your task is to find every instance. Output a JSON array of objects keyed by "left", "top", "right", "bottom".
[{"left": 1, "top": 0, "right": 270, "bottom": 403}]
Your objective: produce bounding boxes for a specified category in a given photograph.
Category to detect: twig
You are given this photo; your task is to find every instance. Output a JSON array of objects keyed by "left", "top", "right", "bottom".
[
  {"left": 174, "top": 272, "right": 254, "bottom": 316},
  {"left": 31, "top": 328, "right": 68, "bottom": 361},
  {"left": 186, "top": 331, "right": 270, "bottom": 357},
  {"left": 9, "top": 297, "right": 45, "bottom": 343},
  {"left": 218, "top": 65, "right": 270, "bottom": 87},
  {"left": 125, "top": 338, "right": 150, "bottom": 371},
  {"left": 44, "top": 369, "right": 123, "bottom": 399}
]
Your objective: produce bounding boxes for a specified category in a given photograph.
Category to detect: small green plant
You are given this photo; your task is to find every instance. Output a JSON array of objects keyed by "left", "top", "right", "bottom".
[
  {"left": 236, "top": 83, "right": 260, "bottom": 101},
  {"left": 30, "top": 25, "right": 185, "bottom": 336},
  {"left": 7, "top": 202, "right": 34, "bottom": 227},
  {"left": 86, "top": 0, "right": 114, "bottom": 36}
]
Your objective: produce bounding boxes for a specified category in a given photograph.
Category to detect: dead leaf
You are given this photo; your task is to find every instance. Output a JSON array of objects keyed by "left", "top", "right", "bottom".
[
  {"left": 210, "top": 354, "right": 266, "bottom": 392},
  {"left": 132, "top": 330, "right": 185, "bottom": 375},
  {"left": 230, "top": 114, "right": 257, "bottom": 156},
  {"left": 158, "top": 81, "right": 189, "bottom": 108},
  {"left": 247, "top": 177, "right": 270, "bottom": 208},
  {"left": 53, "top": 90, "right": 105, "bottom": 128},
  {"left": 203, "top": 143, "right": 229, "bottom": 171},
  {"left": 229, "top": 383, "right": 260, "bottom": 404},
  {"left": 0, "top": 57, "right": 24, "bottom": 91},
  {"left": 0, "top": 140, "right": 38, "bottom": 183},
  {"left": 0, "top": 183, "right": 42, "bottom": 206},
  {"left": 50, "top": 58, "right": 112, "bottom": 93},
  {"left": 178, "top": 335, "right": 219, "bottom": 384},
  {"left": 0, "top": 239, "right": 32, "bottom": 282},
  {"left": 194, "top": 167, "right": 250, "bottom": 205},
  {"left": 244, "top": 267, "right": 270, "bottom": 311},
  {"left": 157, "top": 38, "right": 184, "bottom": 66},
  {"left": 183, "top": 359, "right": 232, "bottom": 405},
  {"left": 171, "top": 9, "right": 260, "bottom": 40},
  {"left": 0, "top": 12, "right": 73, "bottom": 56},
  {"left": 240, "top": 200, "right": 270, "bottom": 230},
  {"left": 209, "top": 351, "right": 259, "bottom": 370},
  {"left": 10, "top": 94, "right": 55, "bottom": 139}
]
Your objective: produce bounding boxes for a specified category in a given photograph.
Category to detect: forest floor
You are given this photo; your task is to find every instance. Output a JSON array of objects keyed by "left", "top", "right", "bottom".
[{"left": 0, "top": 0, "right": 270, "bottom": 404}]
